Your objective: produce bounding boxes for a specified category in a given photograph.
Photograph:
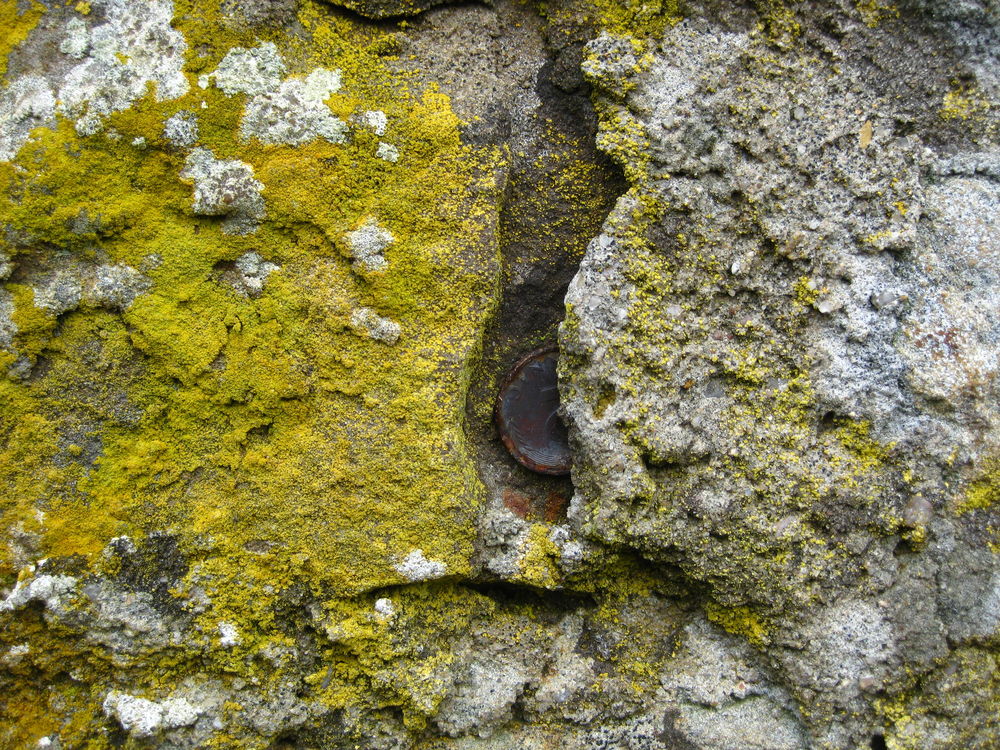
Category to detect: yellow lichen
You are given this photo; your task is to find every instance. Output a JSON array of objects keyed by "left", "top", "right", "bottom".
[
  {"left": 940, "top": 84, "right": 991, "bottom": 122},
  {"left": 538, "top": 0, "right": 682, "bottom": 43},
  {"left": 754, "top": 0, "right": 801, "bottom": 47},
  {"left": 514, "top": 523, "right": 563, "bottom": 589},
  {"left": 704, "top": 602, "right": 770, "bottom": 647},
  {"left": 0, "top": 2, "right": 504, "bottom": 597},
  {"left": 793, "top": 275, "right": 821, "bottom": 308},
  {"left": 0, "top": 0, "right": 44, "bottom": 79},
  {"left": 855, "top": 0, "right": 899, "bottom": 27},
  {"left": 956, "top": 460, "right": 1000, "bottom": 515}
]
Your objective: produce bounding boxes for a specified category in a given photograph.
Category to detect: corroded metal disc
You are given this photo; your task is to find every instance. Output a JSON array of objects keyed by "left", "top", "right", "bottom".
[{"left": 496, "top": 347, "right": 571, "bottom": 476}]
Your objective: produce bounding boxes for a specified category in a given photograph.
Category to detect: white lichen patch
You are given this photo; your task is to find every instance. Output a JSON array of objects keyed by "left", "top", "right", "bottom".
[
  {"left": 164, "top": 111, "right": 199, "bottom": 148},
  {"left": 374, "top": 597, "right": 396, "bottom": 619},
  {"left": 1, "top": 573, "right": 78, "bottom": 613},
  {"left": 346, "top": 217, "right": 393, "bottom": 272},
  {"left": 232, "top": 251, "right": 279, "bottom": 296},
  {"left": 30, "top": 261, "right": 149, "bottom": 319},
  {"left": 350, "top": 307, "right": 400, "bottom": 345},
  {"left": 240, "top": 68, "right": 347, "bottom": 146},
  {"left": 180, "top": 148, "right": 265, "bottom": 235},
  {"left": 217, "top": 622, "right": 240, "bottom": 648},
  {"left": 103, "top": 692, "right": 201, "bottom": 738},
  {"left": 59, "top": 17, "right": 90, "bottom": 59},
  {"left": 201, "top": 42, "right": 286, "bottom": 96},
  {"left": 1, "top": 643, "right": 30, "bottom": 666},
  {"left": 394, "top": 549, "right": 446, "bottom": 582},
  {"left": 0, "top": 76, "right": 56, "bottom": 162},
  {"left": 33, "top": 271, "right": 84, "bottom": 316},
  {"left": 56, "top": 0, "right": 190, "bottom": 135},
  {"left": 376, "top": 142, "right": 400, "bottom": 163},
  {"left": 359, "top": 109, "right": 388, "bottom": 135},
  {"left": 92, "top": 264, "right": 152, "bottom": 309},
  {"left": 0, "top": 289, "right": 18, "bottom": 350}
]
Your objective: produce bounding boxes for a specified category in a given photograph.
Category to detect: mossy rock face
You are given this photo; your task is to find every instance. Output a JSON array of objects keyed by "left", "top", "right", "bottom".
[{"left": 0, "top": 0, "right": 507, "bottom": 597}]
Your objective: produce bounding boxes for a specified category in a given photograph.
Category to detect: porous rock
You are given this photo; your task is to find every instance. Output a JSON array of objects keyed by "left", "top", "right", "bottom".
[{"left": 560, "top": 4, "right": 1000, "bottom": 747}]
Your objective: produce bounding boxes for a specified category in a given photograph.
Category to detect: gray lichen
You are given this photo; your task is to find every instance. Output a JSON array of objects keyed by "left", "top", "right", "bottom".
[
  {"left": 350, "top": 306, "right": 401, "bottom": 344},
  {"left": 180, "top": 148, "right": 266, "bottom": 234}
]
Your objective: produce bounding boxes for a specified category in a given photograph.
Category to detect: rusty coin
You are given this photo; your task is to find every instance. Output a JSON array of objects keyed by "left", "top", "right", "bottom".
[{"left": 496, "top": 346, "right": 571, "bottom": 475}]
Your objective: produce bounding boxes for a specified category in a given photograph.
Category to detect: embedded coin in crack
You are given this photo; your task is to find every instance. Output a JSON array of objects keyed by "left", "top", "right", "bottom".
[{"left": 496, "top": 346, "right": 571, "bottom": 475}]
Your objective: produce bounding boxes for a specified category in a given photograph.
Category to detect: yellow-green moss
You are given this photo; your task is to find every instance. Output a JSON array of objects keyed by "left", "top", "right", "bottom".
[{"left": 0, "top": 1, "right": 503, "bottom": 597}]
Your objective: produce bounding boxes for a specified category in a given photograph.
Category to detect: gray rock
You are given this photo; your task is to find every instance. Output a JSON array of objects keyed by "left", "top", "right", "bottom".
[
  {"left": 560, "top": 6, "right": 1000, "bottom": 747},
  {"left": 1, "top": 0, "right": 997, "bottom": 748}
]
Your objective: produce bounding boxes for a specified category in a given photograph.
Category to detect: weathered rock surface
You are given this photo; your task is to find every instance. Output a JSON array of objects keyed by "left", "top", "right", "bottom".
[
  {"left": 0, "top": 0, "right": 996, "bottom": 748},
  {"left": 561, "top": 0, "right": 1000, "bottom": 747}
]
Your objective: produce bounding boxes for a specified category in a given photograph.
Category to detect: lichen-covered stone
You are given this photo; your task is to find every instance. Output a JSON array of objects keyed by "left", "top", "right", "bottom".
[
  {"left": 0, "top": 0, "right": 997, "bottom": 747},
  {"left": 320, "top": 0, "right": 453, "bottom": 20},
  {"left": 560, "top": 3, "right": 1000, "bottom": 748}
]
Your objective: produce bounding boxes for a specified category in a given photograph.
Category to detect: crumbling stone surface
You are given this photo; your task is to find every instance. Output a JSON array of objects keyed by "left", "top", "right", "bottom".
[{"left": 561, "top": 1, "right": 1000, "bottom": 747}]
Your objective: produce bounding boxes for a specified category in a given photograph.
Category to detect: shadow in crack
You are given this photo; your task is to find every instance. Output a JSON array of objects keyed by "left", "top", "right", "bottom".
[{"left": 458, "top": 5, "right": 627, "bottom": 526}]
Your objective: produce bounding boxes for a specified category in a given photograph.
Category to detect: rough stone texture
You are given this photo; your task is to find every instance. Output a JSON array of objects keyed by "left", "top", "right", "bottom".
[
  {"left": 0, "top": 0, "right": 997, "bottom": 748},
  {"left": 560, "top": 1, "right": 1000, "bottom": 747}
]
